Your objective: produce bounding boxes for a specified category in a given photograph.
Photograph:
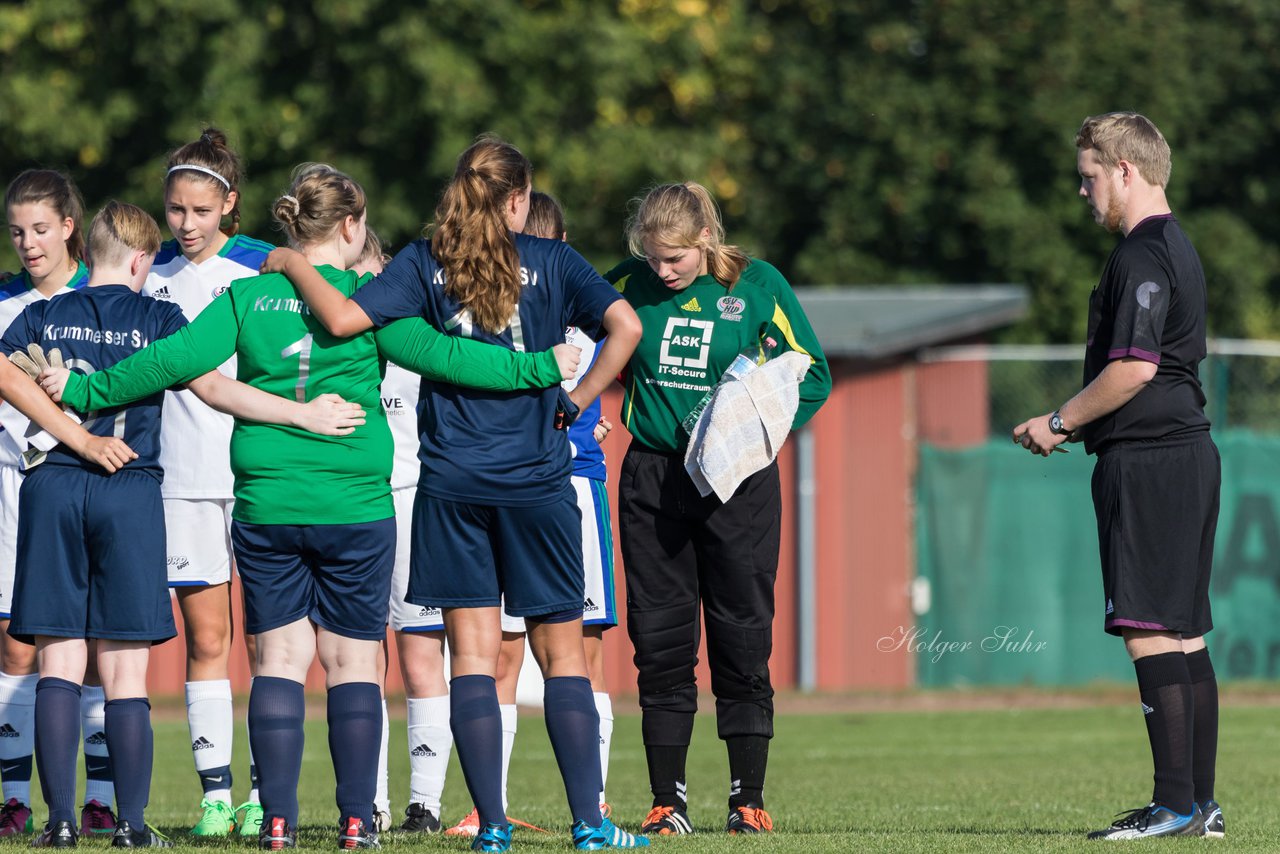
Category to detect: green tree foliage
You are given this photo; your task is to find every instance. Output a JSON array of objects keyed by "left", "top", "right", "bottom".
[{"left": 2, "top": 0, "right": 1278, "bottom": 343}]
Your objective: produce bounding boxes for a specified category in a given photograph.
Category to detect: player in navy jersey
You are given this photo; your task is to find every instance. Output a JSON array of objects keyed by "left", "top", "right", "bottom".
[
  {"left": 441, "top": 191, "right": 622, "bottom": 838},
  {"left": 262, "top": 135, "right": 647, "bottom": 852},
  {"left": 0, "top": 169, "right": 100, "bottom": 837},
  {"left": 1014, "top": 113, "right": 1222, "bottom": 840},
  {"left": 1, "top": 202, "right": 357, "bottom": 849}
]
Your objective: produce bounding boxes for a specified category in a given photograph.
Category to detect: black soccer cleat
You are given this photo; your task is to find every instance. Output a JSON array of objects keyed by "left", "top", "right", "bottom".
[
  {"left": 258, "top": 816, "right": 296, "bottom": 850},
  {"left": 338, "top": 816, "right": 380, "bottom": 849},
  {"left": 397, "top": 803, "right": 441, "bottom": 834},
  {"left": 1200, "top": 800, "right": 1224, "bottom": 838},
  {"left": 109, "top": 820, "right": 172, "bottom": 848},
  {"left": 640, "top": 805, "right": 693, "bottom": 835},
  {"left": 725, "top": 805, "right": 773, "bottom": 834},
  {"left": 31, "top": 820, "right": 77, "bottom": 848}
]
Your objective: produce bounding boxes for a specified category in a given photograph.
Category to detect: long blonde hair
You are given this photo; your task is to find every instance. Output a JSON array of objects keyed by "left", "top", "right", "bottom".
[
  {"left": 429, "top": 135, "right": 532, "bottom": 333},
  {"left": 626, "top": 181, "right": 749, "bottom": 288}
]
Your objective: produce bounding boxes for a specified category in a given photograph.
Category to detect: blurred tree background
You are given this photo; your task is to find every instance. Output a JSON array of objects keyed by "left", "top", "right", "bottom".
[{"left": 2, "top": 0, "right": 1279, "bottom": 343}]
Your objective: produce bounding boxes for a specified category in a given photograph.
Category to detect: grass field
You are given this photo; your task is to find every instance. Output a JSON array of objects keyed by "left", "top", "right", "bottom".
[{"left": 4, "top": 695, "right": 1277, "bottom": 852}]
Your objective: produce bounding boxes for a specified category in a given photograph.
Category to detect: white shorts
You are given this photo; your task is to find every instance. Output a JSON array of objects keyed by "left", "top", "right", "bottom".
[
  {"left": 0, "top": 466, "right": 20, "bottom": 618},
  {"left": 390, "top": 486, "right": 444, "bottom": 632},
  {"left": 575, "top": 476, "right": 617, "bottom": 628},
  {"left": 165, "top": 498, "right": 235, "bottom": 587}
]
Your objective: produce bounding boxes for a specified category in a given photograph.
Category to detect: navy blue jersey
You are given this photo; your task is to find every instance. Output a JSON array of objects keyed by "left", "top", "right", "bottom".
[
  {"left": 0, "top": 285, "right": 187, "bottom": 478},
  {"left": 352, "top": 232, "right": 622, "bottom": 506}
]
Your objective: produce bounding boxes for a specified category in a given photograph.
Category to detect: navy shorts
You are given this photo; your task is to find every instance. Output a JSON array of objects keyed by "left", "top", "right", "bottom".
[
  {"left": 9, "top": 466, "right": 175, "bottom": 644},
  {"left": 232, "top": 517, "right": 396, "bottom": 641},
  {"left": 1092, "top": 433, "right": 1220, "bottom": 638},
  {"left": 407, "top": 486, "right": 584, "bottom": 618}
]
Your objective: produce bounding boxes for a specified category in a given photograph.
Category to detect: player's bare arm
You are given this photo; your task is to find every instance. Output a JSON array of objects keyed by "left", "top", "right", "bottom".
[
  {"left": 1013, "top": 357, "right": 1157, "bottom": 457},
  {"left": 567, "top": 300, "right": 641, "bottom": 411},
  {"left": 185, "top": 370, "right": 366, "bottom": 436},
  {"left": 261, "top": 247, "right": 374, "bottom": 337},
  {"left": 0, "top": 357, "right": 138, "bottom": 472}
]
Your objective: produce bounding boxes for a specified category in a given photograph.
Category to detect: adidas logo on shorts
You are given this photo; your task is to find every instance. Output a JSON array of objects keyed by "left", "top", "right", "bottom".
[
  {"left": 584, "top": 597, "right": 598, "bottom": 612},
  {"left": 410, "top": 743, "right": 436, "bottom": 757},
  {"left": 85, "top": 730, "right": 107, "bottom": 745},
  {"left": 0, "top": 724, "right": 18, "bottom": 737},
  {"left": 192, "top": 736, "right": 215, "bottom": 750}
]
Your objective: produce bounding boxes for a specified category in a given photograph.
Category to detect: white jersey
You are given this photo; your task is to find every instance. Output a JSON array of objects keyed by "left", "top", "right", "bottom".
[
  {"left": 0, "top": 265, "right": 88, "bottom": 469},
  {"left": 381, "top": 360, "right": 421, "bottom": 490},
  {"left": 143, "top": 235, "right": 273, "bottom": 498}
]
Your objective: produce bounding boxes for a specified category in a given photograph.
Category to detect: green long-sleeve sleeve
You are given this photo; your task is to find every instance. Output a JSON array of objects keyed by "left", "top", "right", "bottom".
[
  {"left": 374, "top": 317, "right": 563, "bottom": 390},
  {"left": 62, "top": 291, "right": 237, "bottom": 412},
  {"left": 752, "top": 261, "right": 831, "bottom": 429}
]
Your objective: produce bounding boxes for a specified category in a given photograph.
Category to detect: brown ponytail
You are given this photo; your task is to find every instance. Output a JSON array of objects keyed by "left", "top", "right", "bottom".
[{"left": 429, "top": 135, "right": 532, "bottom": 334}]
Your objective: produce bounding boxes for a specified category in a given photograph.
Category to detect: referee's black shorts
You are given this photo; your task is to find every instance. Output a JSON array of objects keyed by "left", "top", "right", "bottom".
[{"left": 1091, "top": 432, "right": 1220, "bottom": 638}]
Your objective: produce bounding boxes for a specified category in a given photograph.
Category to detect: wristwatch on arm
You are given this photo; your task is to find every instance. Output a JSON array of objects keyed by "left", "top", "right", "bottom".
[{"left": 1049, "top": 410, "right": 1071, "bottom": 436}]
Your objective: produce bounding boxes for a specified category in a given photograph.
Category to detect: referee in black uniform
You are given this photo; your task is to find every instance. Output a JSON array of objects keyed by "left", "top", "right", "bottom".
[{"left": 1014, "top": 113, "right": 1222, "bottom": 840}]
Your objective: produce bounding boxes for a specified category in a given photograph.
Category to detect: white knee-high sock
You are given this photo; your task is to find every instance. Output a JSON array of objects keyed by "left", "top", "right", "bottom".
[
  {"left": 406, "top": 695, "right": 451, "bottom": 813},
  {"left": 499, "top": 704, "right": 517, "bottom": 812},
  {"left": 594, "top": 692, "right": 613, "bottom": 804},
  {"left": 81, "top": 684, "right": 112, "bottom": 807},
  {"left": 185, "top": 680, "right": 234, "bottom": 804},
  {"left": 0, "top": 672, "right": 37, "bottom": 805},
  {"left": 375, "top": 697, "right": 390, "bottom": 815}
]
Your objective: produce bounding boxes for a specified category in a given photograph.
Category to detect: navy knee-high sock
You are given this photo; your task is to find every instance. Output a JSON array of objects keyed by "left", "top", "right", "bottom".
[
  {"left": 449, "top": 675, "right": 505, "bottom": 828},
  {"left": 34, "top": 678, "right": 80, "bottom": 826},
  {"left": 248, "top": 677, "right": 306, "bottom": 826},
  {"left": 544, "top": 676, "right": 603, "bottom": 828},
  {"left": 327, "top": 682, "right": 381, "bottom": 829},
  {"left": 104, "top": 698, "right": 152, "bottom": 829}
]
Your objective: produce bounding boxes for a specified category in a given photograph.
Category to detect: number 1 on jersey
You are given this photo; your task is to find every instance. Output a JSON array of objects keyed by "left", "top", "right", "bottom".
[{"left": 281, "top": 333, "right": 314, "bottom": 402}]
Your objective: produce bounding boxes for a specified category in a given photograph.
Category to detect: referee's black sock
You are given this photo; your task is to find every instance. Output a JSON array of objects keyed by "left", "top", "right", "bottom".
[
  {"left": 1134, "top": 651, "right": 1194, "bottom": 815},
  {"left": 726, "top": 735, "right": 769, "bottom": 808},
  {"left": 1185, "top": 647, "right": 1218, "bottom": 804},
  {"left": 644, "top": 744, "right": 689, "bottom": 810}
]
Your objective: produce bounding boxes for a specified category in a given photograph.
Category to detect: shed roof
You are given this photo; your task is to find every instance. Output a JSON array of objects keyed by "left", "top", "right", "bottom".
[{"left": 795, "top": 285, "right": 1028, "bottom": 360}]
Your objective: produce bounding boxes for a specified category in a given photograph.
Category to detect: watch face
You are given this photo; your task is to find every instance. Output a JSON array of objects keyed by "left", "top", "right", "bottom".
[{"left": 1050, "top": 414, "right": 1063, "bottom": 434}]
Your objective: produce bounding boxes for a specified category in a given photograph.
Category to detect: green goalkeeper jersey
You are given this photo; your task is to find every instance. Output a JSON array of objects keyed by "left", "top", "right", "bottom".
[
  {"left": 605, "top": 256, "right": 829, "bottom": 455},
  {"left": 62, "top": 265, "right": 563, "bottom": 525}
]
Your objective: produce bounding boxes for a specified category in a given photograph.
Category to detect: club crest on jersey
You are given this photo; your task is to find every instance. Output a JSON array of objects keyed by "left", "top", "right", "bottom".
[
  {"left": 212, "top": 284, "right": 229, "bottom": 299},
  {"left": 718, "top": 296, "right": 745, "bottom": 321}
]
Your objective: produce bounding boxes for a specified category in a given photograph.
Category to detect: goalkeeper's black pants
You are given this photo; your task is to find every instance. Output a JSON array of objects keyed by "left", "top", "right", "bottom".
[{"left": 618, "top": 443, "right": 780, "bottom": 747}]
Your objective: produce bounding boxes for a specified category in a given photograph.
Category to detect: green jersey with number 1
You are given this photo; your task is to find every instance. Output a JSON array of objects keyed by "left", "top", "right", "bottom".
[{"left": 63, "top": 265, "right": 564, "bottom": 525}]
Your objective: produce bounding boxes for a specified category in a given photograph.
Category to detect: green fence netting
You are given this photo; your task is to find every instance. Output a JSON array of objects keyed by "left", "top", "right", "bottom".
[{"left": 915, "top": 430, "right": 1280, "bottom": 686}]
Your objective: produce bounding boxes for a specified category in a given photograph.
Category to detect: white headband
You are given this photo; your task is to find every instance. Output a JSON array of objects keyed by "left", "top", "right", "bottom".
[{"left": 166, "top": 164, "right": 231, "bottom": 190}]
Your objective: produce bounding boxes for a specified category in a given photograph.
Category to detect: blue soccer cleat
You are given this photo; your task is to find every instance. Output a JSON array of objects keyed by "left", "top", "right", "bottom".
[
  {"left": 572, "top": 817, "right": 650, "bottom": 849},
  {"left": 470, "top": 822, "right": 513, "bottom": 853},
  {"left": 1087, "top": 803, "right": 1204, "bottom": 839}
]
